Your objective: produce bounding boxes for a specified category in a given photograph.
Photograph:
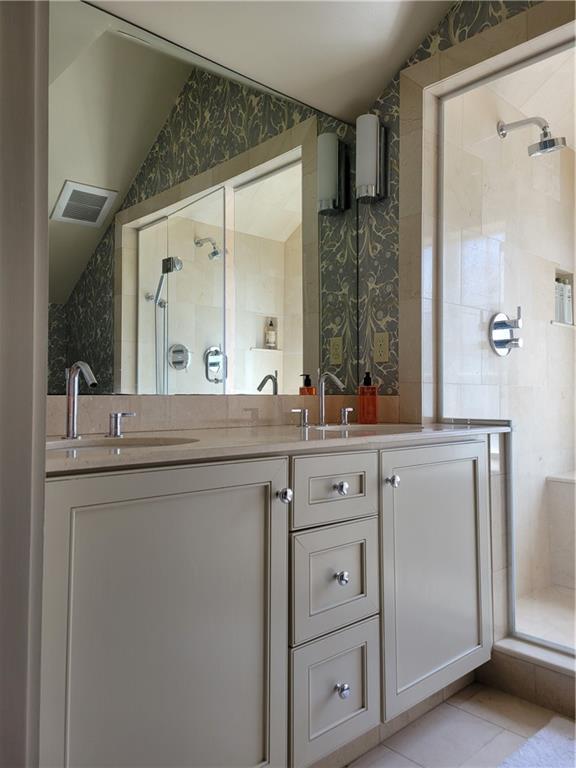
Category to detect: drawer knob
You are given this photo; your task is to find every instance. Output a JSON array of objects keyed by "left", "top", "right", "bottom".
[
  {"left": 335, "top": 682, "right": 351, "bottom": 699},
  {"left": 334, "top": 570, "right": 350, "bottom": 586},
  {"left": 334, "top": 480, "right": 350, "bottom": 496},
  {"left": 385, "top": 474, "right": 401, "bottom": 488},
  {"left": 277, "top": 488, "right": 293, "bottom": 504}
]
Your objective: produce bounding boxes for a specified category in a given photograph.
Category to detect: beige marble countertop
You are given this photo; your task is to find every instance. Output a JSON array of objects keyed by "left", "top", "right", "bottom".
[{"left": 45, "top": 423, "right": 510, "bottom": 476}]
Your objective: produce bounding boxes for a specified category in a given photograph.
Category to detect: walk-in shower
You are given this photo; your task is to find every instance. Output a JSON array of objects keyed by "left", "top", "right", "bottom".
[
  {"left": 497, "top": 116, "right": 567, "bottom": 157},
  {"left": 442, "top": 47, "right": 575, "bottom": 655}
]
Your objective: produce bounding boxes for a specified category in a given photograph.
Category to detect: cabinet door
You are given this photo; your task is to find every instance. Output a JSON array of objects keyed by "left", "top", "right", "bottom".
[
  {"left": 381, "top": 442, "right": 492, "bottom": 720},
  {"left": 40, "top": 459, "right": 288, "bottom": 768}
]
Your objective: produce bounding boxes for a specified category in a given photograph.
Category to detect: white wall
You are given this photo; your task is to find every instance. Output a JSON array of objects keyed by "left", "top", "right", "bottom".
[{"left": 442, "top": 78, "right": 575, "bottom": 599}]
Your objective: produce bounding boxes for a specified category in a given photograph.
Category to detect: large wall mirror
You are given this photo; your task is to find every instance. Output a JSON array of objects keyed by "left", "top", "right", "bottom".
[{"left": 48, "top": 0, "right": 358, "bottom": 395}]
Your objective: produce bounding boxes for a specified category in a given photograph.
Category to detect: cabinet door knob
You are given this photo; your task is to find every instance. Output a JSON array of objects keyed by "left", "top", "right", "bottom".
[
  {"left": 334, "top": 480, "right": 350, "bottom": 496},
  {"left": 335, "top": 682, "right": 351, "bottom": 699},
  {"left": 385, "top": 474, "right": 401, "bottom": 488},
  {"left": 277, "top": 488, "right": 293, "bottom": 504},
  {"left": 334, "top": 570, "right": 350, "bottom": 586}
]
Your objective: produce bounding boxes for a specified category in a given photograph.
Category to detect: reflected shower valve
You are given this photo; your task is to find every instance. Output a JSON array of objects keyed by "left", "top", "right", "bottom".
[{"left": 489, "top": 306, "right": 523, "bottom": 356}]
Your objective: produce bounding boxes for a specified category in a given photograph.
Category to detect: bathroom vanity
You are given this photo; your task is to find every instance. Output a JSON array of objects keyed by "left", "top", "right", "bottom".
[{"left": 40, "top": 424, "right": 498, "bottom": 768}]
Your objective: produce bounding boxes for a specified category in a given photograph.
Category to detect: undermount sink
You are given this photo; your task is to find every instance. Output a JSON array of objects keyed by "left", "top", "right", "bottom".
[
  {"left": 46, "top": 436, "right": 199, "bottom": 451},
  {"left": 310, "top": 424, "right": 400, "bottom": 432}
]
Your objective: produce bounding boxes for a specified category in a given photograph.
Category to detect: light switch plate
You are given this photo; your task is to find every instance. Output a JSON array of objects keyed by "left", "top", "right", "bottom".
[
  {"left": 329, "top": 337, "right": 343, "bottom": 365},
  {"left": 374, "top": 332, "right": 389, "bottom": 363}
]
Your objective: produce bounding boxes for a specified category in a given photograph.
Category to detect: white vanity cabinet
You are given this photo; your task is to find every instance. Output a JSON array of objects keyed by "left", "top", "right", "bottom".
[
  {"left": 40, "top": 458, "right": 289, "bottom": 768},
  {"left": 40, "top": 434, "right": 495, "bottom": 768},
  {"left": 381, "top": 441, "right": 492, "bottom": 720}
]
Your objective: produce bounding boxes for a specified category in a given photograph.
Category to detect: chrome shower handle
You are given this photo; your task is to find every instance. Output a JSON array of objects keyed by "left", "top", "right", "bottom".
[{"left": 494, "top": 306, "right": 522, "bottom": 330}]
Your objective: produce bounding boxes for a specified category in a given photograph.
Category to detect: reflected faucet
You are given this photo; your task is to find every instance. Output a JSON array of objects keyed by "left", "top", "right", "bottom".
[
  {"left": 65, "top": 361, "right": 97, "bottom": 439},
  {"left": 318, "top": 370, "right": 346, "bottom": 426},
  {"left": 257, "top": 369, "right": 278, "bottom": 395}
]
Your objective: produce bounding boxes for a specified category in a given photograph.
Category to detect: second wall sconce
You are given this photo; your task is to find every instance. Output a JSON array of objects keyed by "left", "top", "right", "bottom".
[
  {"left": 355, "top": 113, "right": 389, "bottom": 201},
  {"left": 317, "top": 132, "right": 350, "bottom": 215}
]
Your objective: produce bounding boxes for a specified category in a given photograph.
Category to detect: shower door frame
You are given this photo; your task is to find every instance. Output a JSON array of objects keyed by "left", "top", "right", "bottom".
[{"left": 435, "top": 44, "right": 576, "bottom": 657}]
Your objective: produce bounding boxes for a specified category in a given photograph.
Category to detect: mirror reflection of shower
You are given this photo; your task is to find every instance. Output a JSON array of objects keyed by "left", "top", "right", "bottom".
[{"left": 145, "top": 256, "right": 184, "bottom": 394}]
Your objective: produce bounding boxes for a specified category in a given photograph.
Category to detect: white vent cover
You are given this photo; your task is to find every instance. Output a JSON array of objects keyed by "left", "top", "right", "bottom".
[{"left": 51, "top": 181, "right": 118, "bottom": 227}]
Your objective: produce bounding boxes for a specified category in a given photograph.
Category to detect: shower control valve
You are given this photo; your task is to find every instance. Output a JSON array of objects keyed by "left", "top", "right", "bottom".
[{"left": 489, "top": 306, "right": 523, "bottom": 357}]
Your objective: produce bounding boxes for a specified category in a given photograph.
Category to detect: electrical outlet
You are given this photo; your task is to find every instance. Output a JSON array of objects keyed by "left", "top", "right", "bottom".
[
  {"left": 329, "top": 336, "right": 343, "bottom": 366},
  {"left": 374, "top": 332, "right": 389, "bottom": 363}
]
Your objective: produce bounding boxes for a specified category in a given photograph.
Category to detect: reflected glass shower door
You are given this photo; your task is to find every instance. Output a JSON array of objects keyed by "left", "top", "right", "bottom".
[{"left": 166, "top": 187, "right": 226, "bottom": 394}]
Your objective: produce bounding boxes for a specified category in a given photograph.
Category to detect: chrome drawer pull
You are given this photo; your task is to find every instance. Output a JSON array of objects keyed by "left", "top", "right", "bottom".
[
  {"left": 277, "top": 488, "right": 293, "bottom": 504},
  {"left": 335, "top": 682, "right": 351, "bottom": 699},
  {"left": 334, "top": 570, "right": 350, "bottom": 586},
  {"left": 334, "top": 480, "right": 350, "bottom": 496},
  {"left": 385, "top": 474, "right": 401, "bottom": 488}
]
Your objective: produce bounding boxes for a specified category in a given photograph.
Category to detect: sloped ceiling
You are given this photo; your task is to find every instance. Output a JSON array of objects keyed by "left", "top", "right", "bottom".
[
  {"left": 49, "top": 2, "right": 192, "bottom": 303},
  {"left": 92, "top": 0, "right": 453, "bottom": 122},
  {"left": 488, "top": 48, "right": 575, "bottom": 151}
]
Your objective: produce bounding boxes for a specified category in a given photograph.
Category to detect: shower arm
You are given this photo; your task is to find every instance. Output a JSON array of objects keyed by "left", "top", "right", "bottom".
[{"left": 497, "top": 117, "right": 550, "bottom": 138}]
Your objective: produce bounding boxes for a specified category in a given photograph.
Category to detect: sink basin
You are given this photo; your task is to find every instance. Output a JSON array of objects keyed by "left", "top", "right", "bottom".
[
  {"left": 47, "top": 436, "right": 199, "bottom": 451},
  {"left": 310, "top": 424, "right": 402, "bottom": 432}
]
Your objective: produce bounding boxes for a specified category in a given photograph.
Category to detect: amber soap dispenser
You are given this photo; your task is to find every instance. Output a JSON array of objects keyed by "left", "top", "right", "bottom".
[
  {"left": 358, "top": 371, "right": 378, "bottom": 424},
  {"left": 299, "top": 373, "right": 316, "bottom": 396}
]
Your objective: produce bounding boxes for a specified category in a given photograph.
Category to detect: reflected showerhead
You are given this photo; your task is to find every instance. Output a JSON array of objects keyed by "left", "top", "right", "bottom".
[
  {"left": 497, "top": 117, "right": 567, "bottom": 158},
  {"left": 194, "top": 236, "right": 223, "bottom": 260}
]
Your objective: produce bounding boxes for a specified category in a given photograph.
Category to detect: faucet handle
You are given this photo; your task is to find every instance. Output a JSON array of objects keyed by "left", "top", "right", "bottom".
[
  {"left": 340, "top": 407, "right": 354, "bottom": 426},
  {"left": 108, "top": 411, "right": 136, "bottom": 438},
  {"left": 291, "top": 408, "right": 310, "bottom": 428}
]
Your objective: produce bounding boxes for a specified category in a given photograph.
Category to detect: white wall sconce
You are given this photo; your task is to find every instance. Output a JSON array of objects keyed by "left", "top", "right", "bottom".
[
  {"left": 355, "top": 113, "right": 389, "bottom": 201},
  {"left": 317, "top": 132, "right": 350, "bottom": 215}
]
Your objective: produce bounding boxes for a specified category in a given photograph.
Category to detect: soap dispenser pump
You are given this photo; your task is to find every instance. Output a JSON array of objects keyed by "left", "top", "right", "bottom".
[
  {"left": 299, "top": 373, "right": 316, "bottom": 396},
  {"left": 358, "top": 371, "right": 378, "bottom": 423}
]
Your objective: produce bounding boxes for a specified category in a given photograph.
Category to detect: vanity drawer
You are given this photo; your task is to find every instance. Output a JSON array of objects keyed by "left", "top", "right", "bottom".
[
  {"left": 291, "top": 617, "right": 380, "bottom": 768},
  {"left": 291, "top": 452, "right": 378, "bottom": 529},
  {"left": 291, "top": 518, "right": 379, "bottom": 645}
]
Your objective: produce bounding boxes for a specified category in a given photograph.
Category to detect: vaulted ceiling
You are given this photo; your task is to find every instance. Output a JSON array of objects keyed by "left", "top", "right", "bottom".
[{"left": 92, "top": 0, "right": 453, "bottom": 122}]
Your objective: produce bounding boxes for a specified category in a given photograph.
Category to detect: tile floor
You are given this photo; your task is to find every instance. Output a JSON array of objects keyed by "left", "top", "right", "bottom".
[
  {"left": 516, "top": 585, "right": 575, "bottom": 650},
  {"left": 350, "top": 684, "right": 572, "bottom": 768}
]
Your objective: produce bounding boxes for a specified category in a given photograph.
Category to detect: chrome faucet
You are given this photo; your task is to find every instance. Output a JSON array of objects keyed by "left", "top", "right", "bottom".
[
  {"left": 257, "top": 369, "right": 278, "bottom": 395},
  {"left": 318, "top": 370, "right": 346, "bottom": 426},
  {"left": 65, "top": 361, "right": 97, "bottom": 439}
]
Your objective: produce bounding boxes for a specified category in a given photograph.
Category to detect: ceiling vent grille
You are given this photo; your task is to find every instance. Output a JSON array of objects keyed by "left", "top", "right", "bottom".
[{"left": 51, "top": 181, "right": 118, "bottom": 227}]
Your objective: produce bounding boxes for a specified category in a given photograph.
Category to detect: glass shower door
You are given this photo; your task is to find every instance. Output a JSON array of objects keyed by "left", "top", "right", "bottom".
[{"left": 166, "top": 187, "right": 226, "bottom": 394}]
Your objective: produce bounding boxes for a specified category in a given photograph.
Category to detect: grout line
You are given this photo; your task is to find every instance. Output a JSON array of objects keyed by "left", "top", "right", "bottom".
[
  {"left": 444, "top": 699, "right": 554, "bottom": 738},
  {"left": 379, "top": 742, "right": 426, "bottom": 768}
]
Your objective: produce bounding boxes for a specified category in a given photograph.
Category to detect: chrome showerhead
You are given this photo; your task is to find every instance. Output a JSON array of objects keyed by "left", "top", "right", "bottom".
[
  {"left": 194, "top": 236, "right": 223, "bottom": 260},
  {"left": 528, "top": 132, "right": 567, "bottom": 157},
  {"left": 497, "top": 117, "right": 567, "bottom": 158}
]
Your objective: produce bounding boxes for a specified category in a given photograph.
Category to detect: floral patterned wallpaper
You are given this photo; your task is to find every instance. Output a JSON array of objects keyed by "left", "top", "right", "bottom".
[
  {"left": 49, "top": 0, "right": 540, "bottom": 396},
  {"left": 359, "top": 0, "right": 539, "bottom": 393},
  {"left": 50, "top": 67, "right": 357, "bottom": 393}
]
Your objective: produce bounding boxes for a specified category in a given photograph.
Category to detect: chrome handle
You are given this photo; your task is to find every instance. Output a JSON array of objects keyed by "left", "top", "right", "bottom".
[
  {"left": 291, "top": 408, "right": 310, "bottom": 428},
  {"left": 107, "top": 411, "right": 136, "bottom": 438},
  {"left": 385, "top": 474, "right": 401, "bottom": 488},
  {"left": 334, "top": 570, "right": 350, "bottom": 586},
  {"left": 335, "top": 682, "right": 351, "bottom": 699},
  {"left": 334, "top": 480, "right": 350, "bottom": 496},
  {"left": 340, "top": 407, "right": 354, "bottom": 426},
  {"left": 277, "top": 488, "right": 293, "bottom": 504}
]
